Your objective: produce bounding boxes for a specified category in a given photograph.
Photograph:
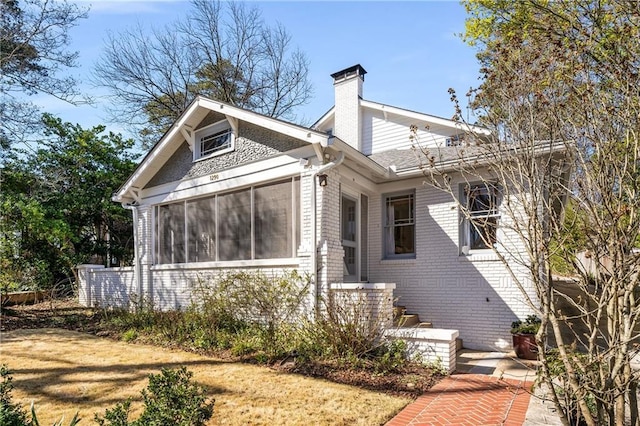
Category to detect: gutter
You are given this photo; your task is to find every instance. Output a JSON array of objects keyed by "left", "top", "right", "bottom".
[
  {"left": 310, "top": 150, "right": 345, "bottom": 315},
  {"left": 121, "top": 203, "right": 142, "bottom": 306}
]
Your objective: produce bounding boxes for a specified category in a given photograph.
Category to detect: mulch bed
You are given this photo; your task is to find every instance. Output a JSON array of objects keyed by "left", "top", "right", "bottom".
[{"left": 0, "top": 299, "right": 442, "bottom": 397}]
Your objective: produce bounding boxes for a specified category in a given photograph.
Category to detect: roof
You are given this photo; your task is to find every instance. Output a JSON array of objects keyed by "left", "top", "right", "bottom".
[
  {"left": 369, "top": 141, "right": 569, "bottom": 178},
  {"left": 369, "top": 146, "right": 486, "bottom": 174}
]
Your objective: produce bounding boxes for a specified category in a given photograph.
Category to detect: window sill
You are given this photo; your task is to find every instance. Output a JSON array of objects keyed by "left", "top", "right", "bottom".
[
  {"left": 151, "top": 258, "right": 300, "bottom": 271},
  {"left": 379, "top": 257, "right": 416, "bottom": 265},
  {"left": 193, "top": 145, "right": 234, "bottom": 163},
  {"left": 458, "top": 251, "right": 501, "bottom": 262}
]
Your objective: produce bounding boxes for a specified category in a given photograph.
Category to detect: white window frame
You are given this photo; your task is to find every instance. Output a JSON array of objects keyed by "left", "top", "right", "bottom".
[
  {"left": 382, "top": 191, "right": 416, "bottom": 259},
  {"left": 153, "top": 177, "right": 300, "bottom": 265},
  {"left": 194, "top": 119, "right": 235, "bottom": 160},
  {"left": 460, "top": 182, "right": 501, "bottom": 253}
]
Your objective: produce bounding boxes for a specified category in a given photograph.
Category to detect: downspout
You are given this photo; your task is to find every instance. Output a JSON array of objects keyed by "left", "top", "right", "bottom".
[
  {"left": 121, "top": 203, "right": 142, "bottom": 306},
  {"left": 310, "top": 151, "right": 345, "bottom": 314}
]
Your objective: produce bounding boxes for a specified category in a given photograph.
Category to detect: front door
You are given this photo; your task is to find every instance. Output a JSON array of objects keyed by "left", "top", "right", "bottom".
[{"left": 341, "top": 191, "right": 368, "bottom": 282}]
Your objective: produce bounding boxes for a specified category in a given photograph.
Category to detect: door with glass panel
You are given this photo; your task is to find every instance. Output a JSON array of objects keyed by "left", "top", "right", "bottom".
[{"left": 341, "top": 192, "right": 368, "bottom": 282}]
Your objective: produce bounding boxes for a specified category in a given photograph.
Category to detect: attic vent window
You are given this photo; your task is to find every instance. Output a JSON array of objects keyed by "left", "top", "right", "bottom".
[
  {"left": 446, "top": 134, "right": 465, "bottom": 147},
  {"left": 194, "top": 119, "right": 235, "bottom": 160}
]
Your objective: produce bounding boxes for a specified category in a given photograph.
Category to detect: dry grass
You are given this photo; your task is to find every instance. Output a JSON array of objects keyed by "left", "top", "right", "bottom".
[{"left": 0, "top": 328, "right": 410, "bottom": 425}]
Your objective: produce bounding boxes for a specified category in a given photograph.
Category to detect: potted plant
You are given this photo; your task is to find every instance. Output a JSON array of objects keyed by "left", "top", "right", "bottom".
[{"left": 511, "top": 315, "right": 541, "bottom": 360}]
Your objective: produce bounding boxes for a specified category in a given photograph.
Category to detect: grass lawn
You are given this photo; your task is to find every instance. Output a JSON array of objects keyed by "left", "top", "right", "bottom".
[{"left": 0, "top": 328, "right": 411, "bottom": 425}]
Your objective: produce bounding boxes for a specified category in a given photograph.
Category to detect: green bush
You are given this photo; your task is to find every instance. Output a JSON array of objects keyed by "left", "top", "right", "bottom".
[
  {"left": 121, "top": 329, "right": 137, "bottom": 342},
  {"left": 99, "top": 270, "right": 416, "bottom": 373},
  {"left": 510, "top": 315, "right": 541, "bottom": 334},
  {"left": 1, "top": 365, "right": 80, "bottom": 426},
  {"left": 0, "top": 365, "right": 29, "bottom": 426},
  {"left": 95, "top": 367, "right": 213, "bottom": 426}
]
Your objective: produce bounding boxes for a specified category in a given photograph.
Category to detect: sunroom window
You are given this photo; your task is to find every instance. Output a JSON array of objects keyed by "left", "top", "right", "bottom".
[
  {"left": 154, "top": 178, "right": 300, "bottom": 264},
  {"left": 194, "top": 119, "right": 234, "bottom": 160}
]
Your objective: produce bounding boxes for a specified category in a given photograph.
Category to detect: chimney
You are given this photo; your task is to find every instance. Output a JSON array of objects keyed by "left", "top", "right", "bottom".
[{"left": 331, "top": 64, "right": 367, "bottom": 151}]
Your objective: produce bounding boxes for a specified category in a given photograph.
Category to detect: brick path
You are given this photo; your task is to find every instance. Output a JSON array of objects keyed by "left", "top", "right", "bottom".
[{"left": 386, "top": 374, "right": 533, "bottom": 426}]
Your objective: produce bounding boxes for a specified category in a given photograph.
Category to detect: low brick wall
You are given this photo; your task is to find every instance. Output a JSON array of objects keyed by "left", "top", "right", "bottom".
[
  {"left": 329, "top": 282, "right": 396, "bottom": 328},
  {"left": 384, "top": 327, "right": 459, "bottom": 373},
  {"left": 77, "top": 264, "right": 136, "bottom": 308}
]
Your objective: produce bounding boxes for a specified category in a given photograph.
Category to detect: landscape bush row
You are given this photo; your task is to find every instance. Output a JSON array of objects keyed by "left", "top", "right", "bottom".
[{"left": 101, "top": 270, "right": 423, "bottom": 374}]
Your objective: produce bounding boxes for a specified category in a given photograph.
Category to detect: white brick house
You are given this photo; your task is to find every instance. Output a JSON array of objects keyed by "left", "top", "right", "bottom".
[{"left": 78, "top": 64, "right": 537, "bottom": 351}]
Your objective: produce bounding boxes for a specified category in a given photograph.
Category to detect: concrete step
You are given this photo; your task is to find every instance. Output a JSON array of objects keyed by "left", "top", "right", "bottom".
[
  {"left": 394, "top": 314, "right": 420, "bottom": 327},
  {"left": 393, "top": 305, "right": 406, "bottom": 319}
]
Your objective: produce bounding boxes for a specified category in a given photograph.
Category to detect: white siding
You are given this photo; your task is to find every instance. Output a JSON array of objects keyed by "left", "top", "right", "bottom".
[
  {"left": 369, "top": 178, "right": 535, "bottom": 351},
  {"left": 362, "top": 108, "right": 462, "bottom": 155}
]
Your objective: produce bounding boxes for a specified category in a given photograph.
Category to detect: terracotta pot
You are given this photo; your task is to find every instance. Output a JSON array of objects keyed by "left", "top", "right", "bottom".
[{"left": 512, "top": 333, "right": 538, "bottom": 360}]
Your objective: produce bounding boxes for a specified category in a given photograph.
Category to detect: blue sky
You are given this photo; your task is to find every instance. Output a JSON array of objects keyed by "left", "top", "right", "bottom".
[{"left": 39, "top": 1, "right": 481, "bottom": 137}]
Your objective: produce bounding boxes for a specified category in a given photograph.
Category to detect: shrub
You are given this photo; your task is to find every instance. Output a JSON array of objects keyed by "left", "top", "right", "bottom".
[
  {"left": 0, "top": 365, "right": 29, "bottom": 426},
  {"left": 95, "top": 367, "right": 214, "bottom": 426},
  {"left": 1, "top": 365, "right": 80, "bottom": 426},
  {"left": 510, "top": 315, "right": 541, "bottom": 334},
  {"left": 121, "top": 329, "right": 137, "bottom": 342}
]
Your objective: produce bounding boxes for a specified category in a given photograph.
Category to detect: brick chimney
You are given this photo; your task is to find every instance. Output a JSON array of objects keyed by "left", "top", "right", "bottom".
[{"left": 331, "top": 64, "right": 367, "bottom": 151}]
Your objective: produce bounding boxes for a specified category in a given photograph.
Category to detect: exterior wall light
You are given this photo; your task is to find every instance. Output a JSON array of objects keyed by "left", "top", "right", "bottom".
[{"left": 318, "top": 174, "right": 328, "bottom": 187}]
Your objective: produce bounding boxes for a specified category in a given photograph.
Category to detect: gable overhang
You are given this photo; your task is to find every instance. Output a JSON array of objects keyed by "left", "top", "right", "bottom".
[
  {"left": 313, "top": 106, "right": 335, "bottom": 130},
  {"left": 360, "top": 100, "right": 491, "bottom": 136},
  {"left": 311, "top": 100, "right": 491, "bottom": 137},
  {"left": 113, "top": 96, "right": 329, "bottom": 203}
]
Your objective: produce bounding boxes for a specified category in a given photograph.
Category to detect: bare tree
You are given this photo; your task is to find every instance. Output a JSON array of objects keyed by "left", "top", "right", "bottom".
[
  {"left": 0, "top": 0, "right": 88, "bottom": 149},
  {"left": 413, "top": 1, "right": 640, "bottom": 424},
  {"left": 93, "top": 0, "right": 312, "bottom": 147}
]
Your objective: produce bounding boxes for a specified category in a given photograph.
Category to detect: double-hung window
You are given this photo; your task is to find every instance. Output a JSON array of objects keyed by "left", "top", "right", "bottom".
[
  {"left": 462, "top": 183, "right": 500, "bottom": 251},
  {"left": 383, "top": 192, "right": 415, "bottom": 258},
  {"left": 194, "top": 119, "right": 234, "bottom": 160}
]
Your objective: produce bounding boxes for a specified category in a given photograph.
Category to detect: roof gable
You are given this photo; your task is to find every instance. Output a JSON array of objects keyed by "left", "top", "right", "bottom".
[{"left": 113, "top": 96, "right": 328, "bottom": 203}]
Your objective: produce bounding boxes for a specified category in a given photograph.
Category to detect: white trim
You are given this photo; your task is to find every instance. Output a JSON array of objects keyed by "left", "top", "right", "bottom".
[
  {"left": 114, "top": 96, "right": 330, "bottom": 202},
  {"left": 384, "top": 327, "right": 459, "bottom": 342},
  {"left": 379, "top": 258, "right": 417, "bottom": 265},
  {"left": 139, "top": 145, "right": 314, "bottom": 202},
  {"left": 361, "top": 100, "right": 491, "bottom": 135},
  {"left": 150, "top": 258, "right": 300, "bottom": 271},
  {"left": 197, "top": 98, "right": 328, "bottom": 144},
  {"left": 194, "top": 119, "right": 235, "bottom": 160}
]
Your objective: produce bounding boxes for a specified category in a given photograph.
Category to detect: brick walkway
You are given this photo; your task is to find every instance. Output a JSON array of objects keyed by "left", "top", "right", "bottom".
[{"left": 386, "top": 374, "right": 533, "bottom": 426}]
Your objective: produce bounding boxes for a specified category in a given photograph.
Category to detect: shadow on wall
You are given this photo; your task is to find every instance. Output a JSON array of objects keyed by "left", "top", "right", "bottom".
[{"left": 373, "top": 189, "right": 533, "bottom": 352}]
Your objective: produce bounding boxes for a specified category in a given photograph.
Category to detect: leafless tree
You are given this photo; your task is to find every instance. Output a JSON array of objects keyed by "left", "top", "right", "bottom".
[
  {"left": 0, "top": 0, "right": 87, "bottom": 149},
  {"left": 414, "top": 1, "right": 640, "bottom": 424},
  {"left": 93, "top": 0, "right": 312, "bottom": 148}
]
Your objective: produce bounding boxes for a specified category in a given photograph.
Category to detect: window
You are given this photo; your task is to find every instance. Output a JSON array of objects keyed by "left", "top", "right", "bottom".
[
  {"left": 446, "top": 134, "right": 464, "bottom": 147},
  {"left": 254, "top": 180, "right": 295, "bottom": 259},
  {"left": 218, "top": 189, "right": 252, "bottom": 261},
  {"left": 154, "top": 178, "right": 299, "bottom": 264},
  {"left": 156, "top": 203, "right": 185, "bottom": 264},
  {"left": 462, "top": 183, "right": 500, "bottom": 251},
  {"left": 383, "top": 192, "right": 415, "bottom": 258},
  {"left": 195, "top": 120, "right": 234, "bottom": 160},
  {"left": 187, "top": 197, "right": 216, "bottom": 262}
]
